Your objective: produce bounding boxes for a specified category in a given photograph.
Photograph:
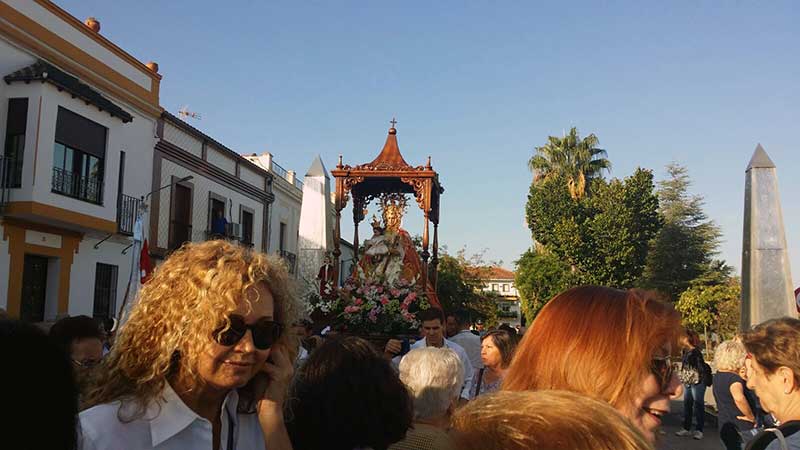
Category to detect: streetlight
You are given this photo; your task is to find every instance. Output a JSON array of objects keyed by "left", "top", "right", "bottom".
[{"left": 142, "top": 175, "right": 193, "bottom": 202}]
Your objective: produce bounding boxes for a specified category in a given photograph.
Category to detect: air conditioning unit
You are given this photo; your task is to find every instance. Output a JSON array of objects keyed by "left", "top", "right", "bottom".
[{"left": 226, "top": 222, "right": 241, "bottom": 241}]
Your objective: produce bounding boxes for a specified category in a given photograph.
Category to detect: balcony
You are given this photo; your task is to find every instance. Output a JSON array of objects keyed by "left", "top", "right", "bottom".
[
  {"left": 116, "top": 194, "right": 140, "bottom": 236},
  {"left": 0, "top": 155, "right": 21, "bottom": 210},
  {"left": 279, "top": 249, "right": 297, "bottom": 274},
  {"left": 52, "top": 167, "right": 103, "bottom": 204}
]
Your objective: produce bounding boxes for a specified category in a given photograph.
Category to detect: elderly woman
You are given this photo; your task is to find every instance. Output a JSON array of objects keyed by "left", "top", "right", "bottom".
[
  {"left": 389, "top": 347, "right": 464, "bottom": 450},
  {"left": 503, "top": 286, "right": 683, "bottom": 444},
  {"left": 451, "top": 390, "right": 654, "bottom": 450},
  {"left": 473, "top": 330, "right": 516, "bottom": 398},
  {"left": 742, "top": 318, "right": 800, "bottom": 450},
  {"left": 712, "top": 340, "right": 759, "bottom": 450},
  {"left": 287, "top": 336, "right": 413, "bottom": 450},
  {"left": 79, "top": 240, "right": 299, "bottom": 450}
]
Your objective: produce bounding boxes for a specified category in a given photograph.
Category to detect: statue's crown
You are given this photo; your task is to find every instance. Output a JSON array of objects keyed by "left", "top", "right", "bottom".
[{"left": 380, "top": 193, "right": 407, "bottom": 232}]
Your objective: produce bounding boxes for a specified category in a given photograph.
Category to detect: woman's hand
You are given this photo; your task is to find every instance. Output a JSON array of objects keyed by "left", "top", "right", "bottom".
[
  {"left": 258, "top": 343, "right": 293, "bottom": 408},
  {"left": 257, "top": 343, "right": 294, "bottom": 450}
]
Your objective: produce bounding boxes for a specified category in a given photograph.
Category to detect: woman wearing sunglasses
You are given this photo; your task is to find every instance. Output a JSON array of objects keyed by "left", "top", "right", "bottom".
[
  {"left": 79, "top": 240, "right": 299, "bottom": 450},
  {"left": 503, "top": 285, "right": 683, "bottom": 444}
]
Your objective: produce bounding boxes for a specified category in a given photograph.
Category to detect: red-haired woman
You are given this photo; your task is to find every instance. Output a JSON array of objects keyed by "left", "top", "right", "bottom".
[{"left": 502, "top": 285, "right": 683, "bottom": 444}]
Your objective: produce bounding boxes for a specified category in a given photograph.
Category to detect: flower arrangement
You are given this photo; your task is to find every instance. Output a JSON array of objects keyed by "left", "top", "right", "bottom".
[{"left": 311, "top": 277, "right": 430, "bottom": 335}]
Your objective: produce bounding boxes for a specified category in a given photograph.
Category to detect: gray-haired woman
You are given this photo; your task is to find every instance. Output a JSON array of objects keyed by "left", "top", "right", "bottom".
[
  {"left": 712, "top": 340, "right": 758, "bottom": 449},
  {"left": 390, "top": 347, "right": 464, "bottom": 450}
]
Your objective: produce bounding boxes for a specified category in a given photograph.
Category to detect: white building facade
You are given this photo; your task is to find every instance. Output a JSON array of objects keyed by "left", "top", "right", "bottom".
[
  {"left": 149, "top": 114, "right": 274, "bottom": 263},
  {"left": 246, "top": 152, "right": 302, "bottom": 276},
  {"left": 0, "top": 1, "right": 161, "bottom": 321},
  {"left": 481, "top": 267, "right": 522, "bottom": 328}
]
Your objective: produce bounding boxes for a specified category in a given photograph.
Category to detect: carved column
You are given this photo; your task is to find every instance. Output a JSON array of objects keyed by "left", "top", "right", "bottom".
[
  {"left": 352, "top": 194, "right": 365, "bottom": 262},
  {"left": 431, "top": 221, "right": 439, "bottom": 291},
  {"left": 333, "top": 177, "right": 344, "bottom": 284}
]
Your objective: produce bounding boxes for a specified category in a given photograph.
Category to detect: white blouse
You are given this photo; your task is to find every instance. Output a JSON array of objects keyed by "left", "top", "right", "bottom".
[{"left": 79, "top": 383, "right": 265, "bottom": 450}]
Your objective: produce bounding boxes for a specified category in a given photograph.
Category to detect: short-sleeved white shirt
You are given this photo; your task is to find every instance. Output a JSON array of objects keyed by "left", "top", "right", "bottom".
[{"left": 79, "top": 383, "right": 265, "bottom": 450}]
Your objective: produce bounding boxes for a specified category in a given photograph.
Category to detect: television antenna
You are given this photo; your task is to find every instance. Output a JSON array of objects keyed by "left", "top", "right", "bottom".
[{"left": 178, "top": 105, "right": 201, "bottom": 120}]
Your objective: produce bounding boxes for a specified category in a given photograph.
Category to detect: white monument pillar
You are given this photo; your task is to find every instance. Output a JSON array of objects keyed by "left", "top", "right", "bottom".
[
  {"left": 298, "top": 156, "right": 333, "bottom": 292},
  {"left": 741, "top": 144, "right": 796, "bottom": 329}
]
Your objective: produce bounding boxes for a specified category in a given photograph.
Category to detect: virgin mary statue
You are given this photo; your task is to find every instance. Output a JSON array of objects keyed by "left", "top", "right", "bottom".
[{"left": 358, "top": 194, "right": 424, "bottom": 287}]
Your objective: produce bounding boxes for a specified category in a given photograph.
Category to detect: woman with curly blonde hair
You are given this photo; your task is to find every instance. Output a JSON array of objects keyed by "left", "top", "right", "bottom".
[{"left": 79, "top": 240, "right": 300, "bottom": 450}]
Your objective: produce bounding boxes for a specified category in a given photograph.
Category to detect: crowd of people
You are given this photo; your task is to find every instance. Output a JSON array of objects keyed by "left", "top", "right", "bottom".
[{"left": 2, "top": 239, "right": 800, "bottom": 450}]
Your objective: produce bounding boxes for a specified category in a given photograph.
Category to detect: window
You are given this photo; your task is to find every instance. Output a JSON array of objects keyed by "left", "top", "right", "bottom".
[
  {"left": 279, "top": 222, "right": 287, "bottom": 252},
  {"left": 502, "top": 284, "right": 509, "bottom": 292},
  {"left": 3, "top": 98, "right": 27, "bottom": 187},
  {"left": 492, "top": 283, "right": 499, "bottom": 291},
  {"left": 51, "top": 107, "right": 106, "bottom": 204},
  {"left": 241, "top": 209, "right": 254, "bottom": 245},
  {"left": 93, "top": 263, "right": 118, "bottom": 319}
]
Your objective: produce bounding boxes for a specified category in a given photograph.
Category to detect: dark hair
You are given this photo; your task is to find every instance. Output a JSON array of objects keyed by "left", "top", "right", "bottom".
[
  {"left": 482, "top": 330, "right": 517, "bottom": 368},
  {"left": 449, "top": 309, "right": 471, "bottom": 326},
  {"left": 417, "top": 307, "right": 445, "bottom": 324},
  {"left": 0, "top": 320, "right": 78, "bottom": 449},
  {"left": 286, "top": 336, "right": 413, "bottom": 450},
  {"left": 49, "top": 315, "right": 104, "bottom": 355},
  {"left": 498, "top": 324, "right": 517, "bottom": 335}
]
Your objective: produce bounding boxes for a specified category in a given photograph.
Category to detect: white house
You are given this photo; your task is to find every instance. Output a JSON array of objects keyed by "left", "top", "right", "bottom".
[
  {"left": 0, "top": 1, "right": 161, "bottom": 322},
  {"left": 245, "top": 152, "right": 302, "bottom": 276},
  {"left": 150, "top": 113, "right": 274, "bottom": 264},
  {"left": 480, "top": 267, "right": 522, "bottom": 328}
]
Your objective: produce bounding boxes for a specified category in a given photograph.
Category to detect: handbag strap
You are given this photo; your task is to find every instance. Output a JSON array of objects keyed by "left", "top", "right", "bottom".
[
  {"left": 766, "top": 428, "right": 789, "bottom": 450},
  {"left": 474, "top": 368, "right": 485, "bottom": 397}
]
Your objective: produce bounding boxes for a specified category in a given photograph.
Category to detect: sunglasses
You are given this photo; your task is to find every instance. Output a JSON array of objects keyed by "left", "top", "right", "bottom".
[
  {"left": 651, "top": 355, "right": 674, "bottom": 392},
  {"left": 213, "top": 315, "right": 283, "bottom": 350},
  {"left": 72, "top": 357, "right": 103, "bottom": 368}
]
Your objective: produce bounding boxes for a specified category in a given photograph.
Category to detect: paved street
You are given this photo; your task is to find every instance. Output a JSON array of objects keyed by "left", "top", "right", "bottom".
[{"left": 658, "top": 401, "right": 720, "bottom": 450}]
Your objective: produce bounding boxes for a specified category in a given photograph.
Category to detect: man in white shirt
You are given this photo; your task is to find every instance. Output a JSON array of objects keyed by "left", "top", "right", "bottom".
[
  {"left": 385, "top": 308, "right": 474, "bottom": 400},
  {"left": 446, "top": 310, "right": 483, "bottom": 370}
]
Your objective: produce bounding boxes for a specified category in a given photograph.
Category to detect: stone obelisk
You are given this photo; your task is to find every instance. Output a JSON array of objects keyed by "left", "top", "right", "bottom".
[
  {"left": 740, "top": 144, "right": 796, "bottom": 329},
  {"left": 298, "top": 156, "right": 334, "bottom": 290}
]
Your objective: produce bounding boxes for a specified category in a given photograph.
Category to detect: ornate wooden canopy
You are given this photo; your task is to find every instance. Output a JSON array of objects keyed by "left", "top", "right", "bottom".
[{"left": 331, "top": 122, "right": 444, "bottom": 292}]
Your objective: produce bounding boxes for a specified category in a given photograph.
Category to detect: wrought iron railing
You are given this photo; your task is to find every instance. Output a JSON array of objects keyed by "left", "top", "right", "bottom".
[
  {"left": 270, "top": 161, "right": 288, "bottom": 180},
  {"left": 0, "top": 155, "right": 22, "bottom": 189},
  {"left": 52, "top": 167, "right": 103, "bottom": 204},
  {"left": 116, "top": 194, "right": 139, "bottom": 236},
  {"left": 279, "top": 249, "right": 297, "bottom": 274},
  {"left": 0, "top": 156, "right": 20, "bottom": 210},
  {"left": 293, "top": 178, "right": 303, "bottom": 190}
]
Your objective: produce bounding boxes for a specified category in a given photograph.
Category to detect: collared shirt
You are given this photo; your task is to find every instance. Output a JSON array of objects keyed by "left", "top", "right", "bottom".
[
  {"left": 79, "top": 382, "right": 265, "bottom": 450},
  {"left": 394, "top": 337, "right": 474, "bottom": 400},
  {"left": 448, "top": 330, "right": 483, "bottom": 370}
]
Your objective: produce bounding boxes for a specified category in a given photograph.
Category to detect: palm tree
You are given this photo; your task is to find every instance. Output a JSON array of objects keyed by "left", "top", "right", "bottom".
[{"left": 528, "top": 127, "right": 611, "bottom": 199}]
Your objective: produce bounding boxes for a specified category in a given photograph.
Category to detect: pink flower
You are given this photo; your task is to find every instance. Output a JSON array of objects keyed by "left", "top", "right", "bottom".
[
  {"left": 376, "top": 286, "right": 384, "bottom": 293},
  {"left": 344, "top": 305, "right": 360, "bottom": 313},
  {"left": 354, "top": 298, "right": 363, "bottom": 305},
  {"left": 380, "top": 297, "right": 389, "bottom": 305},
  {"left": 406, "top": 292, "right": 417, "bottom": 301},
  {"left": 390, "top": 289, "right": 401, "bottom": 297}
]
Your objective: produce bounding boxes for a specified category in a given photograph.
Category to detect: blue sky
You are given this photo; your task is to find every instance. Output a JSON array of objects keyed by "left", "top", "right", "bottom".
[{"left": 59, "top": 1, "right": 799, "bottom": 284}]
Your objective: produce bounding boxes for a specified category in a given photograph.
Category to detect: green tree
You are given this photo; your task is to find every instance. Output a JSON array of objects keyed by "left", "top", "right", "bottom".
[
  {"left": 514, "top": 248, "right": 577, "bottom": 323},
  {"left": 676, "top": 279, "right": 741, "bottom": 345},
  {"left": 641, "top": 163, "right": 723, "bottom": 300},
  {"left": 525, "top": 168, "right": 661, "bottom": 288},
  {"left": 435, "top": 252, "right": 498, "bottom": 326},
  {"left": 528, "top": 127, "right": 611, "bottom": 199}
]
